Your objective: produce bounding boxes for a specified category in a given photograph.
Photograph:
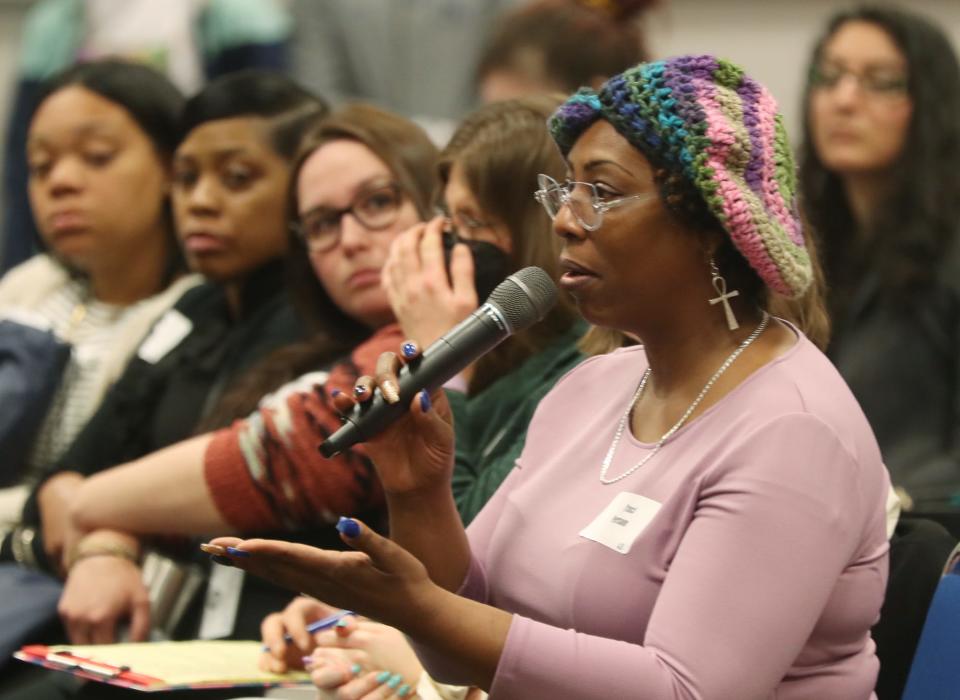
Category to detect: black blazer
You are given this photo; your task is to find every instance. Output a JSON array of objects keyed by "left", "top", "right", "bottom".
[{"left": 829, "top": 243, "right": 960, "bottom": 512}]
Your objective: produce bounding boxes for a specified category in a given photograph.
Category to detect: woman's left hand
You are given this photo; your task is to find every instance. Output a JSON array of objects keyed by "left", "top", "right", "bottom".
[
  {"left": 203, "top": 518, "right": 437, "bottom": 631},
  {"left": 383, "top": 216, "right": 477, "bottom": 349}
]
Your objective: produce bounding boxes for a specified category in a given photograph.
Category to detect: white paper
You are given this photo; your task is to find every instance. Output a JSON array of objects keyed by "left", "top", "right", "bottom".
[{"left": 197, "top": 565, "right": 244, "bottom": 640}]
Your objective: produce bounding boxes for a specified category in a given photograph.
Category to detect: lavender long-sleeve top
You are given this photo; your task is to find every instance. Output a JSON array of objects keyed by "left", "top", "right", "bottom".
[{"left": 439, "top": 329, "right": 890, "bottom": 699}]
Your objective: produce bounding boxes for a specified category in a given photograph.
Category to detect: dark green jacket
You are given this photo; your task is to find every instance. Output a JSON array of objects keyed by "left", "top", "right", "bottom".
[{"left": 451, "top": 323, "right": 587, "bottom": 525}]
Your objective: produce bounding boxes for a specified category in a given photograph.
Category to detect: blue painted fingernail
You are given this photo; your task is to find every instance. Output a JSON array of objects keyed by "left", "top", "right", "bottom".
[
  {"left": 336, "top": 618, "right": 349, "bottom": 628},
  {"left": 402, "top": 342, "right": 417, "bottom": 358},
  {"left": 351, "top": 663, "right": 361, "bottom": 675},
  {"left": 330, "top": 388, "right": 341, "bottom": 397},
  {"left": 336, "top": 516, "right": 361, "bottom": 538},
  {"left": 397, "top": 684, "right": 411, "bottom": 696},
  {"left": 376, "top": 671, "right": 391, "bottom": 683},
  {"left": 419, "top": 389, "right": 431, "bottom": 412},
  {"left": 210, "top": 555, "right": 234, "bottom": 567},
  {"left": 225, "top": 546, "right": 250, "bottom": 558},
  {"left": 387, "top": 673, "right": 402, "bottom": 688}
]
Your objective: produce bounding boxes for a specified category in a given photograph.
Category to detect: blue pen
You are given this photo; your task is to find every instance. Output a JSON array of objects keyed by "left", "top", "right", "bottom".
[{"left": 261, "top": 610, "right": 354, "bottom": 651}]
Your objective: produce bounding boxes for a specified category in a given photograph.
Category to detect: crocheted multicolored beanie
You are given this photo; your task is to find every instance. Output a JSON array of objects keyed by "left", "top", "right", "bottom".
[{"left": 549, "top": 55, "right": 812, "bottom": 298}]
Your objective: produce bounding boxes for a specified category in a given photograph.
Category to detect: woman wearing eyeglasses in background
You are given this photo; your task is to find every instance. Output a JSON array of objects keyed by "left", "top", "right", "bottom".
[
  {"left": 801, "top": 7, "right": 960, "bottom": 699},
  {"left": 802, "top": 6, "right": 960, "bottom": 515},
  {"left": 209, "top": 56, "right": 890, "bottom": 699}
]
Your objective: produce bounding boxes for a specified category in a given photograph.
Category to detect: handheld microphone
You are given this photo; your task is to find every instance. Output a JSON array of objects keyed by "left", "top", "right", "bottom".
[{"left": 319, "top": 266, "right": 558, "bottom": 457}]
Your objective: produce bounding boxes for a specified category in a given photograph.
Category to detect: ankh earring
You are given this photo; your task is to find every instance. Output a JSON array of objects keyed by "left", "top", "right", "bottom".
[{"left": 708, "top": 258, "right": 740, "bottom": 331}]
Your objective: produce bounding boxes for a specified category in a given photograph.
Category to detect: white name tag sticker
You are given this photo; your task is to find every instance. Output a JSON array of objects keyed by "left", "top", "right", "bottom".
[
  {"left": 579, "top": 491, "right": 662, "bottom": 555},
  {"left": 137, "top": 309, "right": 193, "bottom": 364}
]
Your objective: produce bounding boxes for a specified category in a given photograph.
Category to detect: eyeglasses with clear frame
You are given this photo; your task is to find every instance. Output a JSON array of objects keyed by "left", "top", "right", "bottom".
[
  {"left": 534, "top": 173, "right": 653, "bottom": 231},
  {"left": 434, "top": 205, "right": 500, "bottom": 244},
  {"left": 294, "top": 181, "right": 405, "bottom": 253},
  {"left": 809, "top": 63, "right": 909, "bottom": 97}
]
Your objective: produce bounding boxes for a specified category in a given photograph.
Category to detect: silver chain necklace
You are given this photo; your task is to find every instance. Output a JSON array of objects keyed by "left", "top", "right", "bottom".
[{"left": 599, "top": 313, "right": 771, "bottom": 485}]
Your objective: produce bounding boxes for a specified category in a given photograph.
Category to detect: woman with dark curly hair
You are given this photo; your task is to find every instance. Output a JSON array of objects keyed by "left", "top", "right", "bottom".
[{"left": 801, "top": 5, "right": 960, "bottom": 513}]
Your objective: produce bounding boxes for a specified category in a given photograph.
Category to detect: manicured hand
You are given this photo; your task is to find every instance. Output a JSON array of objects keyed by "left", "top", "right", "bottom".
[
  {"left": 332, "top": 348, "right": 455, "bottom": 500},
  {"left": 309, "top": 659, "right": 418, "bottom": 699},
  {"left": 203, "top": 518, "right": 438, "bottom": 632}
]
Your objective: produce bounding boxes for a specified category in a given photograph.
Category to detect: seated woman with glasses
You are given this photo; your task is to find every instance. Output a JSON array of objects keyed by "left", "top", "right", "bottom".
[
  {"left": 208, "top": 55, "right": 891, "bottom": 699},
  {"left": 801, "top": 7, "right": 960, "bottom": 699},
  {"left": 802, "top": 6, "right": 960, "bottom": 515}
]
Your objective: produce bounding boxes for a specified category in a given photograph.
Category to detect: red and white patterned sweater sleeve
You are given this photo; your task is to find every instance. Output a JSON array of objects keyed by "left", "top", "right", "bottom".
[{"left": 203, "top": 325, "right": 403, "bottom": 532}]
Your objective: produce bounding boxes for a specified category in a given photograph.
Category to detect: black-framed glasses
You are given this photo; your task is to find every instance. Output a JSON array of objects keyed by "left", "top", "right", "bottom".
[
  {"left": 809, "top": 63, "right": 909, "bottom": 96},
  {"left": 534, "top": 173, "right": 653, "bottom": 231},
  {"left": 295, "top": 182, "right": 405, "bottom": 252}
]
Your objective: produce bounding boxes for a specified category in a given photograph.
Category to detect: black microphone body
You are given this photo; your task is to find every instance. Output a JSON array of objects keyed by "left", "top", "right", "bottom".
[
  {"left": 320, "top": 266, "right": 558, "bottom": 458},
  {"left": 320, "top": 304, "right": 510, "bottom": 457}
]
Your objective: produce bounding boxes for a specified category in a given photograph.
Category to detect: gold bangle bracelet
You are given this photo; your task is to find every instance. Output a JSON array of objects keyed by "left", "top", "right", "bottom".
[{"left": 68, "top": 544, "right": 139, "bottom": 570}]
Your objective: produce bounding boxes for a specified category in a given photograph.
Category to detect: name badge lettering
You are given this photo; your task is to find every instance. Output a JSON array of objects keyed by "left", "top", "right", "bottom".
[{"left": 579, "top": 491, "right": 662, "bottom": 554}]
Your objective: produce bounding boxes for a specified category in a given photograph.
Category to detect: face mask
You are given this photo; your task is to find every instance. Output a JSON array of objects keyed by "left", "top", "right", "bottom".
[{"left": 442, "top": 230, "right": 512, "bottom": 304}]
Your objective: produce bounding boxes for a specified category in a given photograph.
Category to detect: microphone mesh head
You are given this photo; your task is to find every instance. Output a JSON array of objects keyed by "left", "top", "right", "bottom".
[{"left": 486, "top": 266, "right": 558, "bottom": 332}]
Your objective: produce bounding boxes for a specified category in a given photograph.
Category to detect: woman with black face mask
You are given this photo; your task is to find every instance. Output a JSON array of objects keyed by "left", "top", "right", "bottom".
[{"left": 381, "top": 95, "right": 586, "bottom": 526}]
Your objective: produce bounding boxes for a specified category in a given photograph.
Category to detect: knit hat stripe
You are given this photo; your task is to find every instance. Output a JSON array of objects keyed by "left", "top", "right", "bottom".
[
  {"left": 735, "top": 79, "right": 769, "bottom": 207},
  {"left": 699, "top": 96, "right": 794, "bottom": 295},
  {"left": 754, "top": 90, "right": 805, "bottom": 247},
  {"left": 752, "top": 101, "right": 812, "bottom": 298},
  {"left": 547, "top": 89, "right": 604, "bottom": 154},
  {"left": 739, "top": 87, "right": 812, "bottom": 294},
  {"left": 661, "top": 59, "right": 714, "bottom": 179}
]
